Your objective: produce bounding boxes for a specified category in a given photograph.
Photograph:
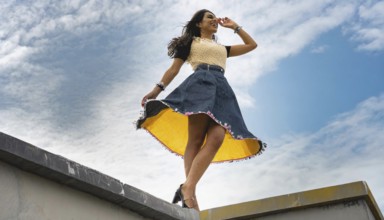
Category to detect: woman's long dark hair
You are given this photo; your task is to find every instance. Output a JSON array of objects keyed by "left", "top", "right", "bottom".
[{"left": 168, "top": 9, "right": 214, "bottom": 58}]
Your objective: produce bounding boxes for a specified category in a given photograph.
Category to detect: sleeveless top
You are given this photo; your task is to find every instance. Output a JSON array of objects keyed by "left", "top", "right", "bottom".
[{"left": 174, "top": 37, "right": 231, "bottom": 70}]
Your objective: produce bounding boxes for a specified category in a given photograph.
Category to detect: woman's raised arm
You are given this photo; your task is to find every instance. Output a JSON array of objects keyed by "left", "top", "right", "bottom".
[{"left": 218, "top": 17, "right": 257, "bottom": 57}]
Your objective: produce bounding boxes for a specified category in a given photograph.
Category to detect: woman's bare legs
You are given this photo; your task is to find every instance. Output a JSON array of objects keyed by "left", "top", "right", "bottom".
[
  {"left": 182, "top": 115, "right": 226, "bottom": 210},
  {"left": 184, "top": 114, "right": 210, "bottom": 178},
  {"left": 183, "top": 114, "right": 210, "bottom": 211}
]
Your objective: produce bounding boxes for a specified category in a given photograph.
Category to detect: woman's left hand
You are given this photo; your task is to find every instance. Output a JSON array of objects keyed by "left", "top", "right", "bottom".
[{"left": 217, "top": 17, "right": 238, "bottom": 30}]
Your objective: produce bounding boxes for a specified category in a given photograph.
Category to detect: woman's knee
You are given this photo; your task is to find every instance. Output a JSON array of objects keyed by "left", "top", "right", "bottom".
[
  {"left": 187, "top": 135, "right": 205, "bottom": 149},
  {"left": 187, "top": 114, "right": 210, "bottom": 147},
  {"left": 206, "top": 124, "right": 225, "bottom": 149}
]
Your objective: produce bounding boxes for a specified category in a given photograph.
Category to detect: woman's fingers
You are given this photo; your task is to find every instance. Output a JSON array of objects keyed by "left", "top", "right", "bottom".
[
  {"left": 217, "top": 17, "right": 234, "bottom": 27},
  {"left": 141, "top": 94, "right": 151, "bottom": 107},
  {"left": 141, "top": 97, "right": 146, "bottom": 107}
]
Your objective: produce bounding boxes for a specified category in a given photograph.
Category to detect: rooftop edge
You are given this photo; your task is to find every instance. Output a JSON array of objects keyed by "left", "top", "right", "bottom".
[
  {"left": 0, "top": 132, "right": 199, "bottom": 220},
  {"left": 200, "top": 180, "right": 383, "bottom": 220}
]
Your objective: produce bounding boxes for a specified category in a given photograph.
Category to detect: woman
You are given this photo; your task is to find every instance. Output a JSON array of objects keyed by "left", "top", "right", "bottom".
[{"left": 136, "top": 9, "right": 266, "bottom": 211}]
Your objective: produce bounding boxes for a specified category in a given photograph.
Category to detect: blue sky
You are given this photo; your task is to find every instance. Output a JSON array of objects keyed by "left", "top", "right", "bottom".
[
  {"left": 249, "top": 27, "right": 384, "bottom": 139},
  {"left": 1, "top": 0, "right": 383, "bottom": 212}
]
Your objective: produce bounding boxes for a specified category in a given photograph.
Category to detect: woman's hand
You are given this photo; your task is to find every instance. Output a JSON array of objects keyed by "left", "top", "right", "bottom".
[
  {"left": 141, "top": 88, "right": 161, "bottom": 107},
  {"left": 217, "top": 17, "right": 257, "bottom": 57},
  {"left": 217, "top": 17, "right": 238, "bottom": 30}
]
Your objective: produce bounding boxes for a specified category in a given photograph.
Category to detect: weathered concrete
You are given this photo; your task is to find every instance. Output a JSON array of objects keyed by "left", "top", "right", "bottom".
[
  {"left": 0, "top": 161, "right": 149, "bottom": 220},
  {"left": 2, "top": 131, "right": 383, "bottom": 220},
  {"left": 0, "top": 132, "right": 199, "bottom": 220},
  {"left": 200, "top": 181, "right": 383, "bottom": 220}
]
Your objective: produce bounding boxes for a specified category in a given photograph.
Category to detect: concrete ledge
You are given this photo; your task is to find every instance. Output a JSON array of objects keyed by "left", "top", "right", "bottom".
[
  {"left": 0, "top": 132, "right": 199, "bottom": 220},
  {"left": 200, "top": 181, "right": 383, "bottom": 220}
]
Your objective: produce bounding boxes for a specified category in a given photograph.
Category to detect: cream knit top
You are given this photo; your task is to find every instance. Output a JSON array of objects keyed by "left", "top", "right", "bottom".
[{"left": 187, "top": 37, "right": 229, "bottom": 70}]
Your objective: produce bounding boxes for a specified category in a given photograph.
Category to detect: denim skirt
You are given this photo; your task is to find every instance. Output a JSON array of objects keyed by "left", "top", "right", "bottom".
[{"left": 136, "top": 64, "right": 266, "bottom": 163}]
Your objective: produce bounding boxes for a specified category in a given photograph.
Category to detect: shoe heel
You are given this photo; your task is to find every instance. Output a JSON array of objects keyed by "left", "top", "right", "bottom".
[
  {"left": 172, "top": 190, "right": 181, "bottom": 204},
  {"left": 172, "top": 193, "right": 179, "bottom": 203}
]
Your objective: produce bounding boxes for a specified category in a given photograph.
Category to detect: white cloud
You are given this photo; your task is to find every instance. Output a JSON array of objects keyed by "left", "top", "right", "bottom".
[
  {"left": 347, "top": 1, "right": 384, "bottom": 51},
  {"left": 0, "top": 0, "right": 148, "bottom": 121},
  {"left": 0, "top": 0, "right": 370, "bottom": 112},
  {"left": 198, "top": 94, "right": 384, "bottom": 210},
  {"left": 311, "top": 45, "right": 328, "bottom": 53},
  {"left": 223, "top": 1, "right": 356, "bottom": 91},
  {"left": 3, "top": 90, "right": 382, "bottom": 211}
]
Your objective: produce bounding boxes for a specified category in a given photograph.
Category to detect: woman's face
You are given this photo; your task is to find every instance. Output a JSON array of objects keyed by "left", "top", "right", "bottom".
[{"left": 198, "top": 12, "right": 218, "bottom": 33}]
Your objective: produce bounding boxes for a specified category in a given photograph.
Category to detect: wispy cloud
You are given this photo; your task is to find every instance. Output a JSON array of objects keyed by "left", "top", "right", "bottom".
[
  {"left": 0, "top": 0, "right": 379, "bottom": 112},
  {"left": 198, "top": 94, "right": 384, "bottom": 210},
  {"left": 346, "top": 1, "right": 384, "bottom": 52},
  {"left": 0, "top": 0, "right": 148, "bottom": 127},
  {"left": 224, "top": 1, "right": 356, "bottom": 89},
  {"left": 311, "top": 45, "right": 328, "bottom": 53}
]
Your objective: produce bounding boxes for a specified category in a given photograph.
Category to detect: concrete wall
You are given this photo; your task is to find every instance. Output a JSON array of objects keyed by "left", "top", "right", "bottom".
[
  {"left": 0, "top": 132, "right": 199, "bottom": 220},
  {"left": 0, "top": 161, "right": 148, "bottom": 220},
  {"left": 1, "top": 132, "right": 383, "bottom": 220},
  {"left": 200, "top": 181, "right": 383, "bottom": 220},
  {"left": 250, "top": 200, "right": 376, "bottom": 220}
]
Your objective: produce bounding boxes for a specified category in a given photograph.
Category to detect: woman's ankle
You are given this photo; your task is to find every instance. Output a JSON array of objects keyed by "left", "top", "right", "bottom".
[
  {"left": 182, "top": 182, "right": 195, "bottom": 191},
  {"left": 182, "top": 183, "right": 196, "bottom": 196}
]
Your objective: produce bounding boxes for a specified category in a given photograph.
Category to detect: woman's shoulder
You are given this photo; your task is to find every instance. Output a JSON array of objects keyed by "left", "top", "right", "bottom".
[{"left": 174, "top": 39, "right": 193, "bottom": 61}]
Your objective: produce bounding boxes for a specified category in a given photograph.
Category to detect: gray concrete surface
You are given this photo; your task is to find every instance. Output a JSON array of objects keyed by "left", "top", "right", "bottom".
[
  {"left": 0, "top": 132, "right": 199, "bottom": 220},
  {"left": 200, "top": 181, "right": 383, "bottom": 220},
  {"left": 2, "top": 131, "right": 383, "bottom": 220},
  {"left": 250, "top": 199, "right": 376, "bottom": 220},
  {"left": 0, "top": 161, "right": 149, "bottom": 220}
]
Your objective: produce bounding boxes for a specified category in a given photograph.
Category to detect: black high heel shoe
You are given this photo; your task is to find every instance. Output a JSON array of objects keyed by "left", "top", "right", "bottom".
[
  {"left": 172, "top": 185, "right": 182, "bottom": 204},
  {"left": 172, "top": 184, "right": 195, "bottom": 209}
]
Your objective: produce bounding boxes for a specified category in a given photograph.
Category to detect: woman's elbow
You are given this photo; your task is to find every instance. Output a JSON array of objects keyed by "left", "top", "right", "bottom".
[
  {"left": 250, "top": 43, "right": 258, "bottom": 50},
  {"left": 244, "top": 43, "right": 257, "bottom": 53}
]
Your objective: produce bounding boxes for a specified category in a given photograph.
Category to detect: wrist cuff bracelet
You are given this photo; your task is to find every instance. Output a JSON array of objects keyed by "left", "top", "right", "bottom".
[
  {"left": 234, "top": 26, "right": 242, "bottom": 34},
  {"left": 156, "top": 82, "right": 165, "bottom": 91}
]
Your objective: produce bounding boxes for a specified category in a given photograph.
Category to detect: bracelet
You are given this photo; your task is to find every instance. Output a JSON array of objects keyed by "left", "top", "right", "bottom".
[
  {"left": 156, "top": 82, "right": 165, "bottom": 91},
  {"left": 234, "top": 26, "right": 242, "bottom": 34}
]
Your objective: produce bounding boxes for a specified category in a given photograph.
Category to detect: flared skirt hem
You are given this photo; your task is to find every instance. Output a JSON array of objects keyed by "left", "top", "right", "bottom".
[{"left": 136, "top": 99, "right": 267, "bottom": 163}]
